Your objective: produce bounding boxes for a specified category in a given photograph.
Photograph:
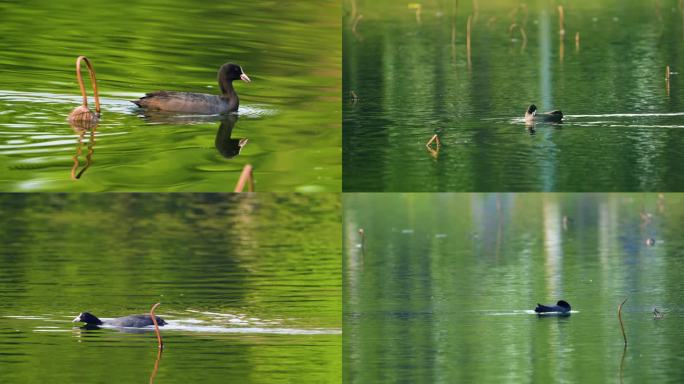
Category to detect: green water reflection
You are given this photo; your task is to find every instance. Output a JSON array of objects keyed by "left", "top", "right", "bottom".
[
  {"left": 345, "top": 193, "right": 684, "bottom": 383},
  {"left": 0, "top": 0, "right": 340, "bottom": 192},
  {"left": 0, "top": 193, "right": 341, "bottom": 383},
  {"left": 343, "top": 1, "right": 684, "bottom": 191}
]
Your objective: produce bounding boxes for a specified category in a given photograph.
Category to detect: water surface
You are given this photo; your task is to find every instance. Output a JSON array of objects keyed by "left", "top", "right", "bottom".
[
  {"left": 0, "top": 193, "right": 341, "bottom": 383},
  {"left": 345, "top": 193, "right": 684, "bottom": 383}
]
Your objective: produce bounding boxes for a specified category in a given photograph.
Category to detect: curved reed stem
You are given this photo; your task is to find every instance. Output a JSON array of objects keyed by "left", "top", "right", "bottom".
[
  {"left": 618, "top": 297, "right": 628, "bottom": 346},
  {"left": 75, "top": 56, "right": 100, "bottom": 115},
  {"left": 149, "top": 302, "right": 163, "bottom": 349}
]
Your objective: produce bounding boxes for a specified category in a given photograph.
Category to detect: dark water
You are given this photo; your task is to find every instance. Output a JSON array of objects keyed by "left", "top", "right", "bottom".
[
  {"left": 0, "top": 0, "right": 340, "bottom": 192},
  {"left": 0, "top": 194, "right": 341, "bottom": 383},
  {"left": 344, "top": 193, "right": 684, "bottom": 383},
  {"left": 343, "top": 1, "right": 684, "bottom": 191}
]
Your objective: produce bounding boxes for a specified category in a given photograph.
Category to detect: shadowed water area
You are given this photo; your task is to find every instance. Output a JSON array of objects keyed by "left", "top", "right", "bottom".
[
  {"left": 344, "top": 193, "right": 684, "bottom": 383},
  {"left": 0, "top": 194, "right": 341, "bottom": 383},
  {"left": 0, "top": 0, "right": 340, "bottom": 192},
  {"left": 343, "top": 1, "right": 684, "bottom": 191}
]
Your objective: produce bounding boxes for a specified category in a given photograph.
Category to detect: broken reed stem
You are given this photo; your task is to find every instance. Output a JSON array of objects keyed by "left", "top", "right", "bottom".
[
  {"left": 234, "top": 164, "right": 254, "bottom": 192},
  {"left": 466, "top": 15, "right": 472, "bottom": 68},
  {"left": 618, "top": 297, "right": 628, "bottom": 347},
  {"left": 150, "top": 302, "right": 163, "bottom": 350},
  {"left": 426, "top": 134, "right": 441, "bottom": 148},
  {"left": 358, "top": 228, "right": 365, "bottom": 250},
  {"left": 575, "top": 32, "right": 580, "bottom": 51},
  {"left": 558, "top": 5, "right": 565, "bottom": 35},
  {"left": 509, "top": 23, "right": 527, "bottom": 50},
  {"left": 75, "top": 56, "right": 100, "bottom": 115}
]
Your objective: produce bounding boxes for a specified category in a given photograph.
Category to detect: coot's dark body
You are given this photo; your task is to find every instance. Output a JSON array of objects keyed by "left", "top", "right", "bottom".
[
  {"left": 73, "top": 312, "right": 167, "bottom": 327},
  {"left": 534, "top": 300, "right": 571, "bottom": 315}
]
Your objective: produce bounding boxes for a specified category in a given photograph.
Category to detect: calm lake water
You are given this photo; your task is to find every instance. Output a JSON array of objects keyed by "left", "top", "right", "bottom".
[
  {"left": 345, "top": 193, "right": 684, "bottom": 383},
  {"left": 343, "top": 1, "right": 684, "bottom": 191},
  {"left": 0, "top": 0, "right": 340, "bottom": 192},
  {"left": 0, "top": 194, "right": 341, "bottom": 383}
]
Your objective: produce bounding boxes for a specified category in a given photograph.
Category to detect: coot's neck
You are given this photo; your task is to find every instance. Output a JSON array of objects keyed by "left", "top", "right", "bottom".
[{"left": 218, "top": 74, "right": 239, "bottom": 111}]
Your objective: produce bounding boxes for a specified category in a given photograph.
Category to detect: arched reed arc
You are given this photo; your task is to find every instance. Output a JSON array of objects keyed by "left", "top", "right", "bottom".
[{"left": 75, "top": 56, "right": 100, "bottom": 115}]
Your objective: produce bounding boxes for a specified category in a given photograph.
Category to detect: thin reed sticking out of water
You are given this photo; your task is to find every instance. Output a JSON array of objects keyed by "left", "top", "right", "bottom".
[
  {"left": 150, "top": 303, "right": 163, "bottom": 350},
  {"left": 666, "top": 65, "right": 671, "bottom": 96},
  {"left": 575, "top": 32, "right": 580, "bottom": 52},
  {"left": 68, "top": 56, "right": 100, "bottom": 123},
  {"left": 408, "top": 3, "right": 422, "bottom": 24},
  {"left": 466, "top": 15, "right": 472, "bottom": 69},
  {"left": 234, "top": 164, "right": 255, "bottom": 192},
  {"left": 358, "top": 228, "right": 365, "bottom": 252},
  {"left": 558, "top": 5, "right": 565, "bottom": 35},
  {"left": 426, "top": 134, "right": 441, "bottom": 148},
  {"left": 509, "top": 23, "right": 527, "bottom": 51},
  {"left": 618, "top": 297, "right": 628, "bottom": 347}
]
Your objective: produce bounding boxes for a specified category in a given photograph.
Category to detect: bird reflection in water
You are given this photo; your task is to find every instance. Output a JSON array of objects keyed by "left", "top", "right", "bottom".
[
  {"left": 140, "top": 112, "right": 248, "bottom": 159},
  {"left": 215, "top": 114, "right": 247, "bottom": 159}
]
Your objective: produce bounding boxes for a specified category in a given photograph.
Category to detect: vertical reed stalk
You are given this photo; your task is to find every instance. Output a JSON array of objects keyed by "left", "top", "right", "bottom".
[{"left": 149, "top": 303, "right": 163, "bottom": 350}]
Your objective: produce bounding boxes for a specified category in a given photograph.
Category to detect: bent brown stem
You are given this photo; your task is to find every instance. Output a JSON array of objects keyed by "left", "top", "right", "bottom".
[
  {"left": 75, "top": 56, "right": 100, "bottom": 115},
  {"left": 618, "top": 297, "right": 628, "bottom": 347},
  {"left": 150, "top": 302, "right": 163, "bottom": 350},
  {"left": 234, "top": 164, "right": 254, "bottom": 192},
  {"left": 426, "top": 134, "right": 441, "bottom": 148}
]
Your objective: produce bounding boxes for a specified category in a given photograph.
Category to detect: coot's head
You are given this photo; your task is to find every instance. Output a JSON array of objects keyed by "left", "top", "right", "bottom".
[
  {"left": 220, "top": 63, "right": 251, "bottom": 83},
  {"left": 556, "top": 300, "right": 571, "bottom": 311},
  {"left": 527, "top": 104, "right": 537, "bottom": 115},
  {"left": 73, "top": 312, "right": 103, "bottom": 325}
]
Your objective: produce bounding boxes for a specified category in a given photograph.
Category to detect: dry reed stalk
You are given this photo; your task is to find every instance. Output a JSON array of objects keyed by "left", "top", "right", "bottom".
[
  {"left": 234, "top": 164, "right": 254, "bottom": 192},
  {"left": 149, "top": 303, "right": 163, "bottom": 349}
]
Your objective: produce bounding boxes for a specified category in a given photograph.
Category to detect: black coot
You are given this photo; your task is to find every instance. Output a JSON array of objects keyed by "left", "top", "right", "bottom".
[
  {"left": 534, "top": 300, "right": 571, "bottom": 315},
  {"left": 73, "top": 312, "right": 167, "bottom": 327}
]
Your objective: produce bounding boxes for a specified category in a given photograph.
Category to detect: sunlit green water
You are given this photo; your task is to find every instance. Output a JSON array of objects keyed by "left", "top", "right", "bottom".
[
  {"left": 343, "top": 1, "right": 684, "bottom": 191},
  {"left": 0, "top": 193, "right": 341, "bottom": 383},
  {"left": 344, "top": 193, "right": 684, "bottom": 383},
  {"left": 0, "top": 0, "right": 340, "bottom": 192}
]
